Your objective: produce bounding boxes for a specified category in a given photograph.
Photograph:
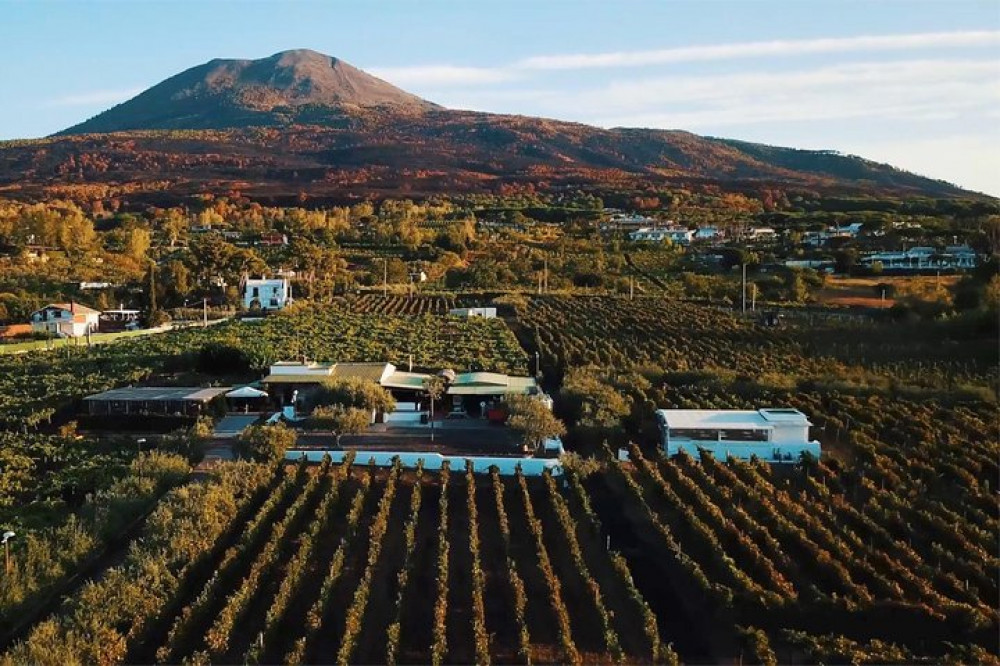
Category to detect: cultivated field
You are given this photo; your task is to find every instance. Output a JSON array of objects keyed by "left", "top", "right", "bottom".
[
  {"left": 0, "top": 295, "right": 996, "bottom": 664},
  {"left": 111, "top": 459, "right": 669, "bottom": 665}
]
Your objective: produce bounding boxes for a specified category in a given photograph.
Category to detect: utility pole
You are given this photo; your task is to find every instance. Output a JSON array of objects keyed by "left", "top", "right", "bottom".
[
  {"left": 534, "top": 351, "right": 540, "bottom": 378},
  {"left": 741, "top": 263, "right": 747, "bottom": 314},
  {"left": 383, "top": 258, "right": 388, "bottom": 297},
  {"left": 202, "top": 297, "right": 208, "bottom": 327},
  {"left": 2, "top": 531, "right": 14, "bottom": 575},
  {"left": 629, "top": 276, "right": 634, "bottom": 301},
  {"left": 751, "top": 283, "right": 757, "bottom": 312}
]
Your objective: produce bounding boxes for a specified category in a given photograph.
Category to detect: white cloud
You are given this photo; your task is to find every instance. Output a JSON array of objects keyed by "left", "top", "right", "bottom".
[
  {"left": 46, "top": 88, "right": 143, "bottom": 107},
  {"left": 515, "top": 30, "right": 1000, "bottom": 70},
  {"left": 571, "top": 58, "right": 1000, "bottom": 127},
  {"left": 374, "top": 30, "right": 1000, "bottom": 88}
]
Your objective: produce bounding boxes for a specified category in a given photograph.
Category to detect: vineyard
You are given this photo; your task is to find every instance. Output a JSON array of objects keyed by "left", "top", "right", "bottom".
[
  {"left": 0, "top": 294, "right": 997, "bottom": 664},
  {"left": 6, "top": 457, "right": 679, "bottom": 665},
  {"left": 512, "top": 295, "right": 999, "bottom": 662},
  {"left": 0, "top": 302, "right": 527, "bottom": 429},
  {"left": 516, "top": 295, "right": 997, "bottom": 394}
]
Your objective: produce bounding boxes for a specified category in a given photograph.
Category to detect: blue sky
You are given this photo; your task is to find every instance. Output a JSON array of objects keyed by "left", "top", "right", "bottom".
[{"left": 1, "top": 0, "right": 998, "bottom": 195}]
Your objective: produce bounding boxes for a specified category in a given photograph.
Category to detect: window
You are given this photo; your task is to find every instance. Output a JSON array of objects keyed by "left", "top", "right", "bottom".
[
  {"left": 720, "top": 429, "right": 769, "bottom": 442},
  {"left": 668, "top": 428, "right": 720, "bottom": 441},
  {"left": 252, "top": 287, "right": 259, "bottom": 298}
]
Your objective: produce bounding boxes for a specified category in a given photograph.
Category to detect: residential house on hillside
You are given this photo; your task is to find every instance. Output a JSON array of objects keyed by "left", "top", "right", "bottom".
[
  {"left": 242, "top": 277, "right": 291, "bottom": 311},
  {"left": 257, "top": 231, "right": 288, "bottom": 247},
  {"left": 859, "top": 245, "right": 978, "bottom": 271},
  {"left": 746, "top": 227, "right": 778, "bottom": 241},
  {"left": 30, "top": 303, "right": 101, "bottom": 338},
  {"left": 629, "top": 227, "right": 695, "bottom": 245},
  {"left": 694, "top": 226, "right": 723, "bottom": 241}
]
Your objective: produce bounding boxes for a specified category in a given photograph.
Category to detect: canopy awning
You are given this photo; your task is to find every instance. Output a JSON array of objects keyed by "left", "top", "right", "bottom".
[{"left": 226, "top": 386, "right": 269, "bottom": 399}]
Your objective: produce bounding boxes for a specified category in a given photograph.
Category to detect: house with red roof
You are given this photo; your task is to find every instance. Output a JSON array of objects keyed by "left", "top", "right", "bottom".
[{"left": 30, "top": 302, "right": 101, "bottom": 338}]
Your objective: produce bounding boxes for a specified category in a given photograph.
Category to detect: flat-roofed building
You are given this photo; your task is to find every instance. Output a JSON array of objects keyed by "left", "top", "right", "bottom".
[
  {"left": 83, "top": 386, "right": 230, "bottom": 416},
  {"left": 449, "top": 307, "right": 497, "bottom": 318},
  {"left": 656, "top": 407, "right": 820, "bottom": 462}
]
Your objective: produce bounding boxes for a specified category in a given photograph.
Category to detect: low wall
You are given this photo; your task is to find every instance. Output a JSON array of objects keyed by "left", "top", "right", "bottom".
[
  {"left": 286, "top": 449, "right": 563, "bottom": 476},
  {"left": 384, "top": 411, "right": 424, "bottom": 423},
  {"left": 668, "top": 441, "right": 821, "bottom": 463}
]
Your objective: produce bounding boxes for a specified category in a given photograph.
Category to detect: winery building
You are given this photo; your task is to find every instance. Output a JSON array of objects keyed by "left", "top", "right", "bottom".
[{"left": 656, "top": 408, "right": 820, "bottom": 462}]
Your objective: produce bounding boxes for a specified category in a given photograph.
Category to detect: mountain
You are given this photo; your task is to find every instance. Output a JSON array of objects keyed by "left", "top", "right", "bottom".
[
  {"left": 0, "top": 50, "right": 986, "bottom": 202},
  {"left": 60, "top": 49, "right": 439, "bottom": 134}
]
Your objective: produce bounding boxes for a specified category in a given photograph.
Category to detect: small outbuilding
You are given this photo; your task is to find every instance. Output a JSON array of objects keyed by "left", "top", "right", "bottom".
[
  {"left": 656, "top": 408, "right": 820, "bottom": 462},
  {"left": 449, "top": 307, "right": 497, "bottom": 318}
]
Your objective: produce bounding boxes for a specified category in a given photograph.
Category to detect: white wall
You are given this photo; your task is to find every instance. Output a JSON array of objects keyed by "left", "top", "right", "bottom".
[
  {"left": 286, "top": 449, "right": 563, "bottom": 476},
  {"left": 771, "top": 424, "right": 811, "bottom": 446},
  {"left": 667, "top": 441, "right": 820, "bottom": 463}
]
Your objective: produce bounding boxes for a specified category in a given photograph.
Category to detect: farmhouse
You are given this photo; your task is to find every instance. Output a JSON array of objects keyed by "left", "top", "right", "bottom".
[
  {"left": 656, "top": 408, "right": 820, "bottom": 462},
  {"left": 83, "top": 386, "right": 230, "bottom": 416},
  {"left": 449, "top": 307, "right": 497, "bottom": 318},
  {"left": 261, "top": 359, "right": 543, "bottom": 418},
  {"left": 242, "top": 277, "right": 291, "bottom": 310},
  {"left": 30, "top": 303, "right": 100, "bottom": 338}
]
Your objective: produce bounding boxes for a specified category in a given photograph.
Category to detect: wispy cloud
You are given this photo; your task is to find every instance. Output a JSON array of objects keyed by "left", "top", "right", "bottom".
[
  {"left": 515, "top": 30, "right": 1000, "bottom": 70},
  {"left": 432, "top": 58, "right": 1000, "bottom": 130},
  {"left": 45, "top": 88, "right": 143, "bottom": 107},
  {"left": 374, "top": 30, "right": 1000, "bottom": 87}
]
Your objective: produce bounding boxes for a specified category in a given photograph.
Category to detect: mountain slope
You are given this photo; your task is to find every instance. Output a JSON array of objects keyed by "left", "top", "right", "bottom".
[
  {"left": 60, "top": 49, "right": 439, "bottom": 134},
  {"left": 0, "top": 50, "right": 983, "bottom": 201}
]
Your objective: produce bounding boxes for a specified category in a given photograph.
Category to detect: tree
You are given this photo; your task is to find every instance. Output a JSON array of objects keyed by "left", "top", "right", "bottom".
[
  {"left": 311, "top": 405, "right": 371, "bottom": 446},
  {"left": 312, "top": 377, "right": 396, "bottom": 413},
  {"left": 422, "top": 375, "right": 446, "bottom": 442},
  {"left": 506, "top": 394, "right": 566, "bottom": 454},
  {"left": 559, "top": 369, "right": 631, "bottom": 428},
  {"left": 236, "top": 423, "right": 297, "bottom": 463},
  {"left": 124, "top": 228, "right": 152, "bottom": 260}
]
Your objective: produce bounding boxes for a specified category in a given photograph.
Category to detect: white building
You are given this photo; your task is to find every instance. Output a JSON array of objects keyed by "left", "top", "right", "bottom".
[
  {"left": 747, "top": 227, "right": 777, "bottom": 241},
  {"left": 859, "top": 245, "right": 977, "bottom": 271},
  {"left": 30, "top": 303, "right": 101, "bottom": 338},
  {"left": 243, "top": 278, "right": 291, "bottom": 311},
  {"left": 629, "top": 227, "right": 695, "bottom": 245},
  {"left": 656, "top": 408, "right": 820, "bottom": 462},
  {"left": 449, "top": 307, "right": 497, "bottom": 318}
]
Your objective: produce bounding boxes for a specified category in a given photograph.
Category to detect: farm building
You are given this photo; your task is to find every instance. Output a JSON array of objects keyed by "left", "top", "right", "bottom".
[
  {"left": 83, "top": 386, "right": 230, "bottom": 416},
  {"left": 99, "top": 308, "right": 141, "bottom": 332},
  {"left": 449, "top": 307, "right": 497, "bottom": 318},
  {"left": 242, "top": 277, "right": 291, "bottom": 311},
  {"left": 261, "top": 360, "right": 543, "bottom": 418},
  {"left": 656, "top": 408, "right": 820, "bottom": 462},
  {"left": 30, "top": 303, "right": 100, "bottom": 338},
  {"left": 262, "top": 361, "right": 395, "bottom": 404}
]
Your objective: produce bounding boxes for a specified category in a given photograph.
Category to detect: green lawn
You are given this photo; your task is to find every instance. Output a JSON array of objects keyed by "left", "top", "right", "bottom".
[{"left": 0, "top": 327, "right": 172, "bottom": 355}]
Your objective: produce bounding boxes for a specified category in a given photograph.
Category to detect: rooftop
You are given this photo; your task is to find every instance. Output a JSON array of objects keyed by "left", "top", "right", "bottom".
[
  {"left": 656, "top": 408, "right": 811, "bottom": 430},
  {"left": 83, "top": 386, "right": 231, "bottom": 403},
  {"left": 38, "top": 303, "right": 101, "bottom": 315}
]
